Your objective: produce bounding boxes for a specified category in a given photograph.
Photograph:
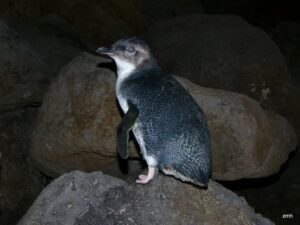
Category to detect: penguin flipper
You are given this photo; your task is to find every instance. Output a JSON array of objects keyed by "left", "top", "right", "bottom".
[{"left": 117, "top": 102, "right": 139, "bottom": 159}]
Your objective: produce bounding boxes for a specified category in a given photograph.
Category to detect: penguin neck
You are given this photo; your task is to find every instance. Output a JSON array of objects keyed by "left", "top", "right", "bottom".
[
  {"left": 115, "top": 60, "right": 136, "bottom": 80},
  {"left": 115, "top": 60, "right": 136, "bottom": 95},
  {"left": 115, "top": 59, "right": 159, "bottom": 92},
  {"left": 115, "top": 58, "right": 158, "bottom": 79}
]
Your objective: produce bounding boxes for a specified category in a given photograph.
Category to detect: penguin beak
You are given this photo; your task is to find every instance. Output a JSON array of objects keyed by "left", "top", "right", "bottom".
[{"left": 96, "top": 47, "right": 114, "bottom": 55}]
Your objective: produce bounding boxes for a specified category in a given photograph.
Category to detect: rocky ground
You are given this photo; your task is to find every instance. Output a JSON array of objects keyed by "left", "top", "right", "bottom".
[{"left": 17, "top": 170, "right": 274, "bottom": 225}]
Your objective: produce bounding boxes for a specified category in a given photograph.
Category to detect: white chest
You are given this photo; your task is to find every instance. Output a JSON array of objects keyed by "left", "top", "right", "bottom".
[
  {"left": 114, "top": 59, "right": 136, "bottom": 113},
  {"left": 116, "top": 72, "right": 130, "bottom": 113},
  {"left": 116, "top": 92, "right": 128, "bottom": 112}
]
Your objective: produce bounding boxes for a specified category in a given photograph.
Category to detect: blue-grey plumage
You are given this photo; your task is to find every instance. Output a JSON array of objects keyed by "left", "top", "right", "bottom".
[{"left": 97, "top": 37, "right": 211, "bottom": 187}]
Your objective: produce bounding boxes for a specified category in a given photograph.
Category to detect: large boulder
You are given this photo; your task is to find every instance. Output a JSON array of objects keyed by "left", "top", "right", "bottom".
[
  {"left": 178, "top": 77, "right": 296, "bottom": 180},
  {"left": 31, "top": 53, "right": 123, "bottom": 178},
  {"left": 143, "top": 15, "right": 293, "bottom": 126},
  {"left": 17, "top": 170, "right": 274, "bottom": 225},
  {"left": 30, "top": 53, "right": 297, "bottom": 180}
]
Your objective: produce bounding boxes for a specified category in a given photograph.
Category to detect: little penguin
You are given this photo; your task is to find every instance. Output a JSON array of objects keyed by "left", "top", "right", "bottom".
[{"left": 96, "top": 37, "right": 211, "bottom": 187}]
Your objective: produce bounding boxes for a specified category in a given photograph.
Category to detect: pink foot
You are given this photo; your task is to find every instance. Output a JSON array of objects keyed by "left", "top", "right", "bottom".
[
  {"left": 136, "top": 167, "right": 156, "bottom": 184},
  {"left": 138, "top": 174, "right": 148, "bottom": 180}
]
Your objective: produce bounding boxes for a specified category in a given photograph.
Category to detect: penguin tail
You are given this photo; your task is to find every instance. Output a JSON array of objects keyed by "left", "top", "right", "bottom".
[{"left": 162, "top": 165, "right": 209, "bottom": 188}]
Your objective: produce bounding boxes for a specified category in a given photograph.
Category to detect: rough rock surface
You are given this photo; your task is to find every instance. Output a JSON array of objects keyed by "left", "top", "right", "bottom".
[
  {"left": 18, "top": 170, "right": 274, "bottom": 225},
  {"left": 31, "top": 53, "right": 297, "bottom": 180},
  {"left": 143, "top": 15, "right": 291, "bottom": 115}
]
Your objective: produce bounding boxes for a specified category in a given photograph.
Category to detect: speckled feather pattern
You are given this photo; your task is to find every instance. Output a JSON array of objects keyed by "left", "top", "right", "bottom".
[{"left": 119, "top": 66, "right": 212, "bottom": 185}]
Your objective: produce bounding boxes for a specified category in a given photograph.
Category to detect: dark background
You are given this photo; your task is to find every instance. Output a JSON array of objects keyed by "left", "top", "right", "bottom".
[{"left": 0, "top": 1, "right": 299, "bottom": 224}]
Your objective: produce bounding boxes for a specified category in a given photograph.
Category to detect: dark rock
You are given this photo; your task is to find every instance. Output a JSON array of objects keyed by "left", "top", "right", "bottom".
[
  {"left": 137, "top": 0, "right": 204, "bottom": 26},
  {"left": 15, "top": 14, "right": 91, "bottom": 75},
  {"left": 271, "top": 21, "right": 300, "bottom": 141},
  {"left": 0, "top": 21, "right": 50, "bottom": 112},
  {"left": 225, "top": 149, "right": 300, "bottom": 225},
  {"left": 0, "top": 0, "right": 41, "bottom": 22},
  {"left": 0, "top": 21, "right": 62, "bottom": 225},
  {"left": 18, "top": 170, "right": 274, "bottom": 225},
  {"left": 143, "top": 14, "right": 292, "bottom": 123},
  {"left": 30, "top": 52, "right": 297, "bottom": 181},
  {"left": 0, "top": 108, "right": 45, "bottom": 225},
  {"left": 38, "top": 0, "right": 204, "bottom": 44},
  {"left": 271, "top": 22, "right": 300, "bottom": 84}
]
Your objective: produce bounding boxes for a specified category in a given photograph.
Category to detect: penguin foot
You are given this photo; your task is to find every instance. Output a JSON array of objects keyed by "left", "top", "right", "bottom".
[
  {"left": 138, "top": 174, "right": 148, "bottom": 180},
  {"left": 136, "top": 166, "right": 156, "bottom": 184}
]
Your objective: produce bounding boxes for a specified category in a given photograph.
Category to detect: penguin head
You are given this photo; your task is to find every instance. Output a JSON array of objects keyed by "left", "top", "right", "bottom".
[{"left": 97, "top": 37, "right": 157, "bottom": 77}]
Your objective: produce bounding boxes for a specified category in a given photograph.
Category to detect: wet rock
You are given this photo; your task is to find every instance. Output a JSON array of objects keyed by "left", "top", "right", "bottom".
[
  {"left": 17, "top": 170, "right": 274, "bottom": 225},
  {"left": 31, "top": 52, "right": 297, "bottom": 180}
]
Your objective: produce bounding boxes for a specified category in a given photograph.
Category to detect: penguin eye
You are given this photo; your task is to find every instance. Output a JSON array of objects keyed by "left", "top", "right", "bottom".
[{"left": 127, "top": 47, "right": 136, "bottom": 54}]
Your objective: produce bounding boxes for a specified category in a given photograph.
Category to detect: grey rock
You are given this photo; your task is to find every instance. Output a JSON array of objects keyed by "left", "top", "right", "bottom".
[{"left": 18, "top": 170, "right": 274, "bottom": 225}]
